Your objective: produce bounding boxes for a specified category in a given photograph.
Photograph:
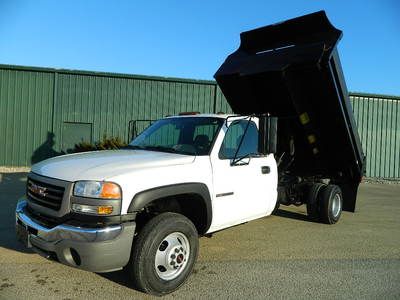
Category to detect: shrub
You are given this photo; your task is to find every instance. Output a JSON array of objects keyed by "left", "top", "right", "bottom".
[{"left": 73, "top": 135, "right": 127, "bottom": 153}]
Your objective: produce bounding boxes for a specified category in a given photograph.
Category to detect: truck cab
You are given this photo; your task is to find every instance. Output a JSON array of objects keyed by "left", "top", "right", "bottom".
[{"left": 16, "top": 113, "right": 278, "bottom": 295}]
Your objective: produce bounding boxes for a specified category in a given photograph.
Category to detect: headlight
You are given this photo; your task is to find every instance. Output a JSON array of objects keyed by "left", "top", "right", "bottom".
[{"left": 73, "top": 181, "right": 122, "bottom": 199}]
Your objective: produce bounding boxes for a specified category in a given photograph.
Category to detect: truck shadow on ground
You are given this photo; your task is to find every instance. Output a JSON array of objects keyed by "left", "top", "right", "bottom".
[
  {"left": 0, "top": 172, "right": 34, "bottom": 253},
  {"left": 98, "top": 269, "right": 137, "bottom": 290},
  {"left": 273, "top": 208, "right": 318, "bottom": 223}
]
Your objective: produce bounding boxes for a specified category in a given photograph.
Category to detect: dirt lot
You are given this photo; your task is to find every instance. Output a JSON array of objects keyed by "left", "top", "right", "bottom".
[{"left": 0, "top": 171, "right": 399, "bottom": 299}]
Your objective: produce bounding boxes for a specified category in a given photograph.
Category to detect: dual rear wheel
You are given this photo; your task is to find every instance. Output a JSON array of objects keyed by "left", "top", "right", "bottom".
[{"left": 307, "top": 184, "right": 343, "bottom": 224}]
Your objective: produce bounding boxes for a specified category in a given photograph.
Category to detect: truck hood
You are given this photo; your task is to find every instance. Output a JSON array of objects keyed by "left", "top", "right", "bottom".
[{"left": 31, "top": 150, "right": 196, "bottom": 182}]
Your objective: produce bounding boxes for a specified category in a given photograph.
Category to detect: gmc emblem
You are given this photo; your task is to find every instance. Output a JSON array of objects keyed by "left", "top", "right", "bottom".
[{"left": 29, "top": 183, "right": 47, "bottom": 197}]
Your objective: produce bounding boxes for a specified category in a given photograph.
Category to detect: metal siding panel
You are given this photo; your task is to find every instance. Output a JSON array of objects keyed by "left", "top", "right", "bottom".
[
  {"left": 349, "top": 95, "right": 400, "bottom": 179},
  {"left": 117, "top": 78, "right": 125, "bottom": 139},
  {"left": 396, "top": 101, "right": 400, "bottom": 178},
  {"left": 367, "top": 98, "right": 376, "bottom": 177},
  {"left": 0, "top": 69, "right": 54, "bottom": 166},
  {"left": 188, "top": 84, "right": 195, "bottom": 112},
  {"left": 390, "top": 99, "right": 399, "bottom": 178},
  {"left": 181, "top": 83, "right": 189, "bottom": 113},
  {"left": 369, "top": 98, "right": 377, "bottom": 177},
  {"left": 148, "top": 80, "right": 156, "bottom": 119},
  {"left": 93, "top": 77, "right": 101, "bottom": 141},
  {"left": 382, "top": 98, "right": 389, "bottom": 177},
  {"left": 373, "top": 98, "right": 382, "bottom": 177},
  {"left": 0, "top": 71, "right": 5, "bottom": 165},
  {"left": 180, "top": 83, "right": 187, "bottom": 113},
  {"left": 379, "top": 98, "right": 386, "bottom": 177},
  {"left": 157, "top": 81, "right": 164, "bottom": 117},
  {"left": 215, "top": 86, "right": 232, "bottom": 113},
  {"left": 165, "top": 80, "right": 173, "bottom": 115},
  {"left": 172, "top": 82, "right": 181, "bottom": 116},
  {"left": 383, "top": 99, "right": 389, "bottom": 177},
  {"left": 391, "top": 100, "right": 398, "bottom": 178},
  {"left": 0, "top": 70, "right": 10, "bottom": 164},
  {"left": 375, "top": 98, "right": 382, "bottom": 178},
  {"left": 109, "top": 77, "right": 116, "bottom": 136},
  {"left": 361, "top": 97, "right": 369, "bottom": 172},
  {"left": 3, "top": 70, "right": 11, "bottom": 165},
  {"left": 387, "top": 100, "right": 394, "bottom": 177},
  {"left": 365, "top": 97, "right": 372, "bottom": 176}
]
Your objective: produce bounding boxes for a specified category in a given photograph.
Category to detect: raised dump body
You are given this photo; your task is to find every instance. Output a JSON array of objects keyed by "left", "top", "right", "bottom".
[{"left": 214, "top": 11, "right": 365, "bottom": 211}]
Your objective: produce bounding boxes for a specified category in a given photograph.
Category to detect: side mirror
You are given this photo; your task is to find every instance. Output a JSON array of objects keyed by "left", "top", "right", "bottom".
[{"left": 258, "top": 115, "right": 278, "bottom": 154}]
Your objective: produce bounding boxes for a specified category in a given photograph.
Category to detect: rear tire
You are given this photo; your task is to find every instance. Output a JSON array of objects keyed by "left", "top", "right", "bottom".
[
  {"left": 128, "top": 212, "right": 199, "bottom": 296},
  {"left": 318, "top": 184, "right": 343, "bottom": 224},
  {"left": 306, "top": 183, "right": 325, "bottom": 220}
]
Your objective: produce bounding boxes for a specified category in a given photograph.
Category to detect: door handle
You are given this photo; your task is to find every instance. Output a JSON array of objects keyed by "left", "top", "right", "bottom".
[{"left": 261, "top": 166, "right": 270, "bottom": 174}]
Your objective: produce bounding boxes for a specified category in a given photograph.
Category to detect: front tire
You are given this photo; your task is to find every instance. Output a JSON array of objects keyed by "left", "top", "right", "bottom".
[
  {"left": 128, "top": 212, "right": 199, "bottom": 296},
  {"left": 272, "top": 199, "right": 280, "bottom": 215}
]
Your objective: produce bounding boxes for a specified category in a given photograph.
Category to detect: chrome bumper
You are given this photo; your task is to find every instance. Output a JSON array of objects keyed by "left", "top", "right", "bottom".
[
  {"left": 15, "top": 199, "right": 135, "bottom": 273},
  {"left": 16, "top": 200, "right": 122, "bottom": 243}
]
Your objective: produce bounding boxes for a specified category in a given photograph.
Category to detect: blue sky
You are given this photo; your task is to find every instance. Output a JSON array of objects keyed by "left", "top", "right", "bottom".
[{"left": 0, "top": 0, "right": 399, "bottom": 95}]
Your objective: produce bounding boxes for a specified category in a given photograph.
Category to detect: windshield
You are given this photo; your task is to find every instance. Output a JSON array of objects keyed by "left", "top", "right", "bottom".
[{"left": 129, "top": 117, "right": 223, "bottom": 155}]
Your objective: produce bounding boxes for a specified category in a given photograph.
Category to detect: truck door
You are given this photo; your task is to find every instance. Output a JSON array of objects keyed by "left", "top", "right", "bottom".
[{"left": 209, "top": 118, "right": 277, "bottom": 232}]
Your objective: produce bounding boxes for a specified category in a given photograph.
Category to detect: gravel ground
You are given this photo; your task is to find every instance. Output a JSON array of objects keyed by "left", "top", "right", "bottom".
[{"left": 0, "top": 171, "right": 399, "bottom": 299}]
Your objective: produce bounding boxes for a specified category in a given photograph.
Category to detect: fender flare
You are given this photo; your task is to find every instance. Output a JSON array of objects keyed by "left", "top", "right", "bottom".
[{"left": 127, "top": 182, "right": 212, "bottom": 233}]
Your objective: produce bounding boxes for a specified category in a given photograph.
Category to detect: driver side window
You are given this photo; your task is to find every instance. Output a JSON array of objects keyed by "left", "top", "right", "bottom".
[{"left": 219, "top": 120, "right": 259, "bottom": 159}]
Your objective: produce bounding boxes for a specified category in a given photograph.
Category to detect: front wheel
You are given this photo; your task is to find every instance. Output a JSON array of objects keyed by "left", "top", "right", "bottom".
[{"left": 128, "top": 212, "right": 199, "bottom": 296}]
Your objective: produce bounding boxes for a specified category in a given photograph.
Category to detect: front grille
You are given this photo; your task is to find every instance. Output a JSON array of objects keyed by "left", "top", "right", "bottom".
[
  {"left": 25, "top": 205, "right": 63, "bottom": 228},
  {"left": 27, "top": 178, "right": 65, "bottom": 211}
]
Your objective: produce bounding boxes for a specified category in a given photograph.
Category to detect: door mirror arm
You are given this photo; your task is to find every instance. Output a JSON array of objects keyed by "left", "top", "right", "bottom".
[
  {"left": 230, "top": 115, "right": 254, "bottom": 165},
  {"left": 231, "top": 153, "right": 251, "bottom": 166}
]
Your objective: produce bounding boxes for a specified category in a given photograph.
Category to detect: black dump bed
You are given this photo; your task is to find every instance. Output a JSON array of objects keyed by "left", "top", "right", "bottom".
[{"left": 215, "top": 11, "right": 365, "bottom": 211}]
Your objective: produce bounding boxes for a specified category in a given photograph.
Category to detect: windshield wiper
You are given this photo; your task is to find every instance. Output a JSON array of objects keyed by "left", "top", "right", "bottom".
[
  {"left": 125, "top": 145, "right": 195, "bottom": 155},
  {"left": 123, "top": 145, "right": 146, "bottom": 150},
  {"left": 142, "top": 145, "right": 177, "bottom": 153},
  {"left": 145, "top": 145, "right": 195, "bottom": 155}
]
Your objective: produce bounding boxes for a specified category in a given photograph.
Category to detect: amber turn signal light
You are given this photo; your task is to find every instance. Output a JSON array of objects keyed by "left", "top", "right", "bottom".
[
  {"left": 97, "top": 205, "right": 114, "bottom": 215},
  {"left": 100, "top": 182, "right": 121, "bottom": 199}
]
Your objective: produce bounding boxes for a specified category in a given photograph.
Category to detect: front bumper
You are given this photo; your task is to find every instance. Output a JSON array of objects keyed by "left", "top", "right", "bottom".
[{"left": 15, "top": 200, "right": 135, "bottom": 273}]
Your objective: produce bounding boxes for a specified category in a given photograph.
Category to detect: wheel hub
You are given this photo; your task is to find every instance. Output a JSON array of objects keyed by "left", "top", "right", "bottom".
[
  {"left": 155, "top": 232, "right": 190, "bottom": 280},
  {"left": 332, "top": 193, "right": 342, "bottom": 218},
  {"left": 167, "top": 246, "right": 186, "bottom": 269}
]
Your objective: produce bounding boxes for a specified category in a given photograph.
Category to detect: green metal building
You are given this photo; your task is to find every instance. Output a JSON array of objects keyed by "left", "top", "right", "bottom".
[{"left": 0, "top": 64, "right": 399, "bottom": 179}]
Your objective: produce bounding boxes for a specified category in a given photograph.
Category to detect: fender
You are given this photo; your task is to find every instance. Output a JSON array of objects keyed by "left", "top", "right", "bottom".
[{"left": 127, "top": 183, "right": 212, "bottom": 232}]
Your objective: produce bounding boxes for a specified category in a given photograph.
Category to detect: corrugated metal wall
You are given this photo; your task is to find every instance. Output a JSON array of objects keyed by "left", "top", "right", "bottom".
[
  {"left": 0, "top": 65, "right": 218, "bottom": 165},
  {"left": 53, "top": 73, "right": 216, "bottom": 152},
  {"left": 0, "top": 65, "right": 399, "bottom": 179},
  {"left": 350, "top": 94, "right": 400, "bottom": 179},
  {"left": 0, "top": 68, "right": 54, "bottom": 166}
]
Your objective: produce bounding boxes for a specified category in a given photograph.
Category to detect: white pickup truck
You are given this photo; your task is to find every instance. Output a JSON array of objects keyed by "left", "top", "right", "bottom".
[
  {"left": 16, "top": 114, "right": 281, "bottom": 294},
  {"left": 15, "top": 11, "right": 365, "bottom": 296}
]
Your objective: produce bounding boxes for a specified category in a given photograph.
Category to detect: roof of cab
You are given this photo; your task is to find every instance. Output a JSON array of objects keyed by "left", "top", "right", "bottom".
[{"left": 165, "top": 113, "right": 236, "bottom": 119}]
